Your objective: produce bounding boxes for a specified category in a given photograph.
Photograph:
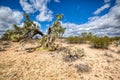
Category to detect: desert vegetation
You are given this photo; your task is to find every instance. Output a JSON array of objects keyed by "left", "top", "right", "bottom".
[
  {"left": 0, "top": 14, "right": 120, "bottom": 80},
  {"left": 63, "top": 47, "right": 85, "bottom": 62},
  {"left": 1, "top": 14, "right": 66, "bottom": 51},
  {"left": 66, "top": 32, "right": 120, "bottom": 49}
]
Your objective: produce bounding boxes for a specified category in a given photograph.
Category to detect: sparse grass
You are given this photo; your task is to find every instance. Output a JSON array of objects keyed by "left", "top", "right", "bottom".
[
  {"left": 0, "top": 41, "right": 11, "bottom": 52},
  {"left": 0, "top": 62, "right": 14, "bottom": 69},
  {"left": 104, "top": 52, "right": 113, "bottom": 58},
  {"left": 0, "top": 62, "right": 15, "bottom": 80},
  {"left": 0, "top": 63, "right": 8, "bottom": 69},
  {"left": 75, "top": 64, "right": 91, "bottom": 73},
  {"left": 114, "top": 40, "right": 120, "bottom": 47}
]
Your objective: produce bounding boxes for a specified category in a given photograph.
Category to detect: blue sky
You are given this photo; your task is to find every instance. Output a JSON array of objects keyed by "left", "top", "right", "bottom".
[{"left": 0, "top": 0, "right": 120, "bottom": 37}]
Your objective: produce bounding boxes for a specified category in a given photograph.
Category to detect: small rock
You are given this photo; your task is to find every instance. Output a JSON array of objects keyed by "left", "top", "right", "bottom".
[
  {"left": 68, "top": 63, "right": 73, "bottom": 67},
  {"left": 95, "top": 74, "right": 99, "bottom": 77},
  {"left": 109, "top": 76, "right": 113, "bottom": 80},
  {"left": 106, "top": 59, "right": 111, "bottom": 63},
  {"left": 117, "top": 50, "right": 120, "bottom": 54}
]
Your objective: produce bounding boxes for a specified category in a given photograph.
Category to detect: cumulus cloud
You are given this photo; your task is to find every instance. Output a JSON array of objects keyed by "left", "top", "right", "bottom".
[
  {"left": 94, "top": 0, "right": 111, "bottom": 15},
  {"left": 94, "top": 4, "right": 110, "bottom": 15},
  {"left": 20, "top": 0, "right": 35, "bottom": 13},
  {"left": 0, "top": 6, "right": 23, "bottom": 36},
  {"left": 104, "top": 0, "right": 110, "bottom": 3},
  {"left": 54, "top": 0, "right": 60, "bottom": 3},
  {"left": 36, "top": 9, "right": 53, "bottom": 22},
  {"left": 20, "top": 0, "right": 53, "bottom": 22},
  {"left": 62, "top": 0, "right": 120, "bottom": 37}
]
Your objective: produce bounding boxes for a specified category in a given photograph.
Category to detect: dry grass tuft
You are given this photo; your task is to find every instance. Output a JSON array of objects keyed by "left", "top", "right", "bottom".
[
  {"left": 75, "top": 64, "right": 92, "bottom": 73},
  {"left": 104, "top": 52, "right": 113, "bottom": 58}
]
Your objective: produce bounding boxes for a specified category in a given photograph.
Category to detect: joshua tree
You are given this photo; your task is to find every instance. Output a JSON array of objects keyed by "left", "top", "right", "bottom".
[
  {"left": 20, "top": 14, "right": 44, "bottom": 39},
  {"left": 40, "top": 14, "right": 66, "bottom": 49},
  {"left": 2, "top": 13, "right": 65, "bottom": 50},
  {"left": 2, "top": 14, "right": 44, "bottom": 41}
]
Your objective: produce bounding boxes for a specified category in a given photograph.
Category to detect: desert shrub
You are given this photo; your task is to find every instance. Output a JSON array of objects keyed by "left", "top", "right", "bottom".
[
  {"left": 66, "top": 32, "right": 111, "bottom": 49},
  {"left": 66, "top": 32, "right": 95, "bottom": 44},
  {"left": 80, "top": 32, "right": 93, "bottom": 43},
  {"left": 75, "top": 64, "right": 91, "bottom": 73},
  {"left": 90, "top": 36, "right": 111, "bottom": 49},
  {"left": 63, "top": 47, "right": 85, "bottom": 62},
  {"left": 1, "top": 30, "right": 12, "bottom": 40},
  {"left": 110, "top": 36, "right": 120, "bottom": 41},
  {"left": 66, "top": 36, "right": 84, "bottom": 44}
]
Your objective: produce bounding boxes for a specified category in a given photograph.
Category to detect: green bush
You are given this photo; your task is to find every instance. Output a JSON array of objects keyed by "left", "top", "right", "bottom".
[
  {"left": 110, "top": 36, "right": 120, "bottom": 41},
  {"left": 66, "top": 36, "right": 84, "bottom": 44},
  {"left": 66, "top": 32, "right": 95, "bottom": 44},
  {"left": 66, "top": 32, "right": 111, "bottom": 49},
  {"left": 91, "top": 36, "right": 111, "bottom": 49}
]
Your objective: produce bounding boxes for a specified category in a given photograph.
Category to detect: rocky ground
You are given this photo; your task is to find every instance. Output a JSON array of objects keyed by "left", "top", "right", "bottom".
[{"left": 0, "top": 40, "right": 120, "bottom": 80}]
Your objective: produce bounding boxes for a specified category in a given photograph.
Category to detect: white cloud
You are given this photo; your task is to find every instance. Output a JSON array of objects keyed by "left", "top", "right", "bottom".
[
  {"left": 36, "top": 10, "right": 53, "bottom": 22},
  {"left": 62, "top": 1, "right": 120, "bottom": 37},
  {"left": 54, "top": 0, "right": 60, "bottom": 3},
  {"left": 104, "top": 0, "right": 110, "bottom": 3},
  {"left": 94, "top": 4, "right": 110, "bottom": 15},
  {"left": 20, "top": 0, "right": 53, "bottom": 22},
  {"left": 20, "top": 0, "right": 35, "bottom": 13},
  {"left": 0, "top": 6, "right": 23, "bottom": 36}
]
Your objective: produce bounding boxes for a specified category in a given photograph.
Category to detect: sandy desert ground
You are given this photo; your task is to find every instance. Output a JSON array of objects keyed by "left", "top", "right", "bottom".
[{"left": 0, "top": 40, "right": 120, "bottom": 80}]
